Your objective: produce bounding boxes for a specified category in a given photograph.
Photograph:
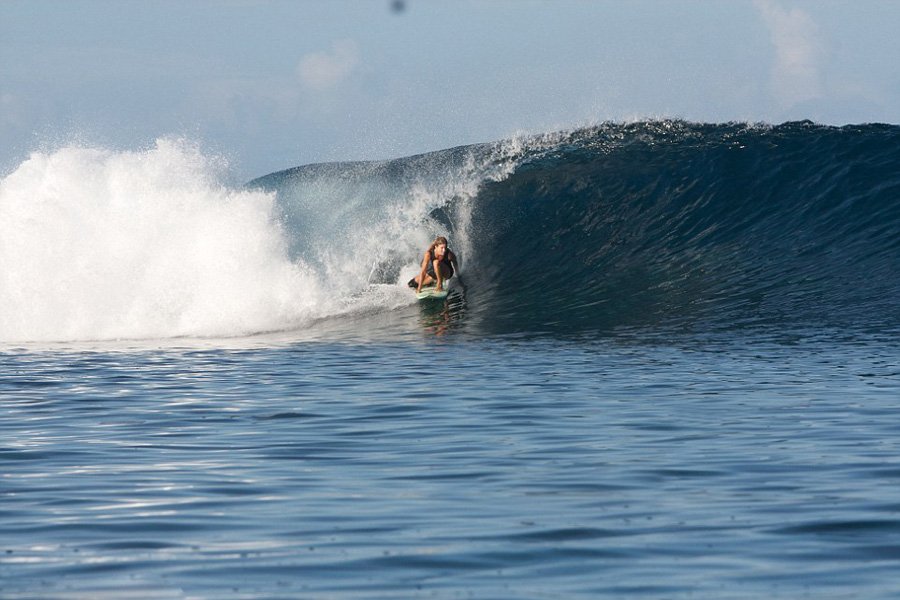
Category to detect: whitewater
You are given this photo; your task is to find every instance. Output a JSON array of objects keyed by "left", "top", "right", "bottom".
[
  {"left": 2, "top": 121, "right": 900, "bottom": 600},
  {"left": 0, "top": 134, "right": 521, "bottom": 343}
]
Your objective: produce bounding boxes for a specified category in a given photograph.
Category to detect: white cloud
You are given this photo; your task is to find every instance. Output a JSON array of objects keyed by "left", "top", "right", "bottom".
[
  {"left": 755, "top": 0, "right": 825, "bottom": 109},
  {"left": 296, "top": 40, "right": 359, "bottom": 91}
]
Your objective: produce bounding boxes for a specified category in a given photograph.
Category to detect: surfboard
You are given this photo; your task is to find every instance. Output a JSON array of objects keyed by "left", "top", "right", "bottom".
[{"left": 415, "top": 285, "right": 449, "bottom": 300}]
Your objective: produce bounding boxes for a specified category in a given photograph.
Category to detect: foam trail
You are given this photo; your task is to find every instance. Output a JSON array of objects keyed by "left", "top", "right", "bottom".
[{"left": 0, "top": 139, "right": 324, "bottom": 342}]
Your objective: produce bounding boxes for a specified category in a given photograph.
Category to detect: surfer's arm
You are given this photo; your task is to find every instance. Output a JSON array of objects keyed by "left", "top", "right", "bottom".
[
  {"left": 416, "top": 252, "right": 429, "bottom": 293},
  {"left": 433, "top": 258, "right": 443, "bottom": 291}
]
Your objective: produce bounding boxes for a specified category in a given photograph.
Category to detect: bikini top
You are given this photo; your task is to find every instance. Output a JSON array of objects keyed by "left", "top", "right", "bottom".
[{"left": 428, "top": 248, "right": 454, "bottom": 265}]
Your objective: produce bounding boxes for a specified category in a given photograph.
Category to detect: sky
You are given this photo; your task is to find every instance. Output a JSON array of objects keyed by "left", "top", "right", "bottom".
[{"left": 3, "top": 0, "right": 900, "bottom": 181}]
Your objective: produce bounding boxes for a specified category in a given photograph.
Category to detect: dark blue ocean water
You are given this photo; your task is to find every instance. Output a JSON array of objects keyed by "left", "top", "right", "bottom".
[
  {"left": 2, "top": 121, "right": 900, "bottom": 598},
  {"left": 3, "top": 330, "right": 900, "bottom": 599}
]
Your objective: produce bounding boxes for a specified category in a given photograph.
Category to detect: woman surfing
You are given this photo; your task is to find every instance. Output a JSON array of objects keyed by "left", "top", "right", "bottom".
[{"left": 408, "top": 236, "right": 459, "bottom": 294}]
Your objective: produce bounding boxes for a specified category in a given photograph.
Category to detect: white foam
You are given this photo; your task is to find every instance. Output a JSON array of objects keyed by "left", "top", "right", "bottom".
[
  {"left": 0, "top": 137, "right": 527, "bottom": 343},
  {"left": 0, "top": 139, "right": 326, "bottom": 342}
]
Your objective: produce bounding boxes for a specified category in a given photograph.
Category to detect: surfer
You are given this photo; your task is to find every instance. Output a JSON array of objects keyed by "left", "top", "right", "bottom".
[{"left": 408, "top": 236, "right": 459, "bottom": 293}]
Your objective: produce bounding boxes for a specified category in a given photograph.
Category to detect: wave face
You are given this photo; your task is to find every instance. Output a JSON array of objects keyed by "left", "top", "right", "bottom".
[
  {"left": 254, "top": 120, "right": 900, "bottom": 337},
  {"left": 461, "top": 121, "right": 900, "bottom": 335},
  {"left": 3, "top": 121, "right": 899, "bottom": 342}
]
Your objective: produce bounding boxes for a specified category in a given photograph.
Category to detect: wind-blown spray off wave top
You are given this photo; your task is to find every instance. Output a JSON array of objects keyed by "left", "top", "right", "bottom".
[{"left": 2, "top": 121, "right": 899, "bottom": 342}]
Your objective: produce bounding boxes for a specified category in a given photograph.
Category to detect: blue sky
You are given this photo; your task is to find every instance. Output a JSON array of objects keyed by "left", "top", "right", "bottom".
[{"left": 3, "top": 0, "right": 900, "bottom": 180}]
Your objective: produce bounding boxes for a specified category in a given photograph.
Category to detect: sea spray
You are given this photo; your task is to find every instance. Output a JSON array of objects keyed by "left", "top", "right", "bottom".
[
  {"left": 0, "top": 139, "right": 323, "bottom": 341},
  {"left": 247, "top": 141, "right": 522, "bottom": 298}
]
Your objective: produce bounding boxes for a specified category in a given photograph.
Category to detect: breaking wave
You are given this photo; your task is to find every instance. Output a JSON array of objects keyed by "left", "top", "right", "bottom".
[{"left": 3, "top": 121, "right": 899, "bottom": 342}]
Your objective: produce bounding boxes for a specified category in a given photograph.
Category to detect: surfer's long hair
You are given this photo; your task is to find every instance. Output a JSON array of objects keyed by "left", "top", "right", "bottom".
[{"left": 428, "top": 236, "right": 449, "bottom": 255}]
